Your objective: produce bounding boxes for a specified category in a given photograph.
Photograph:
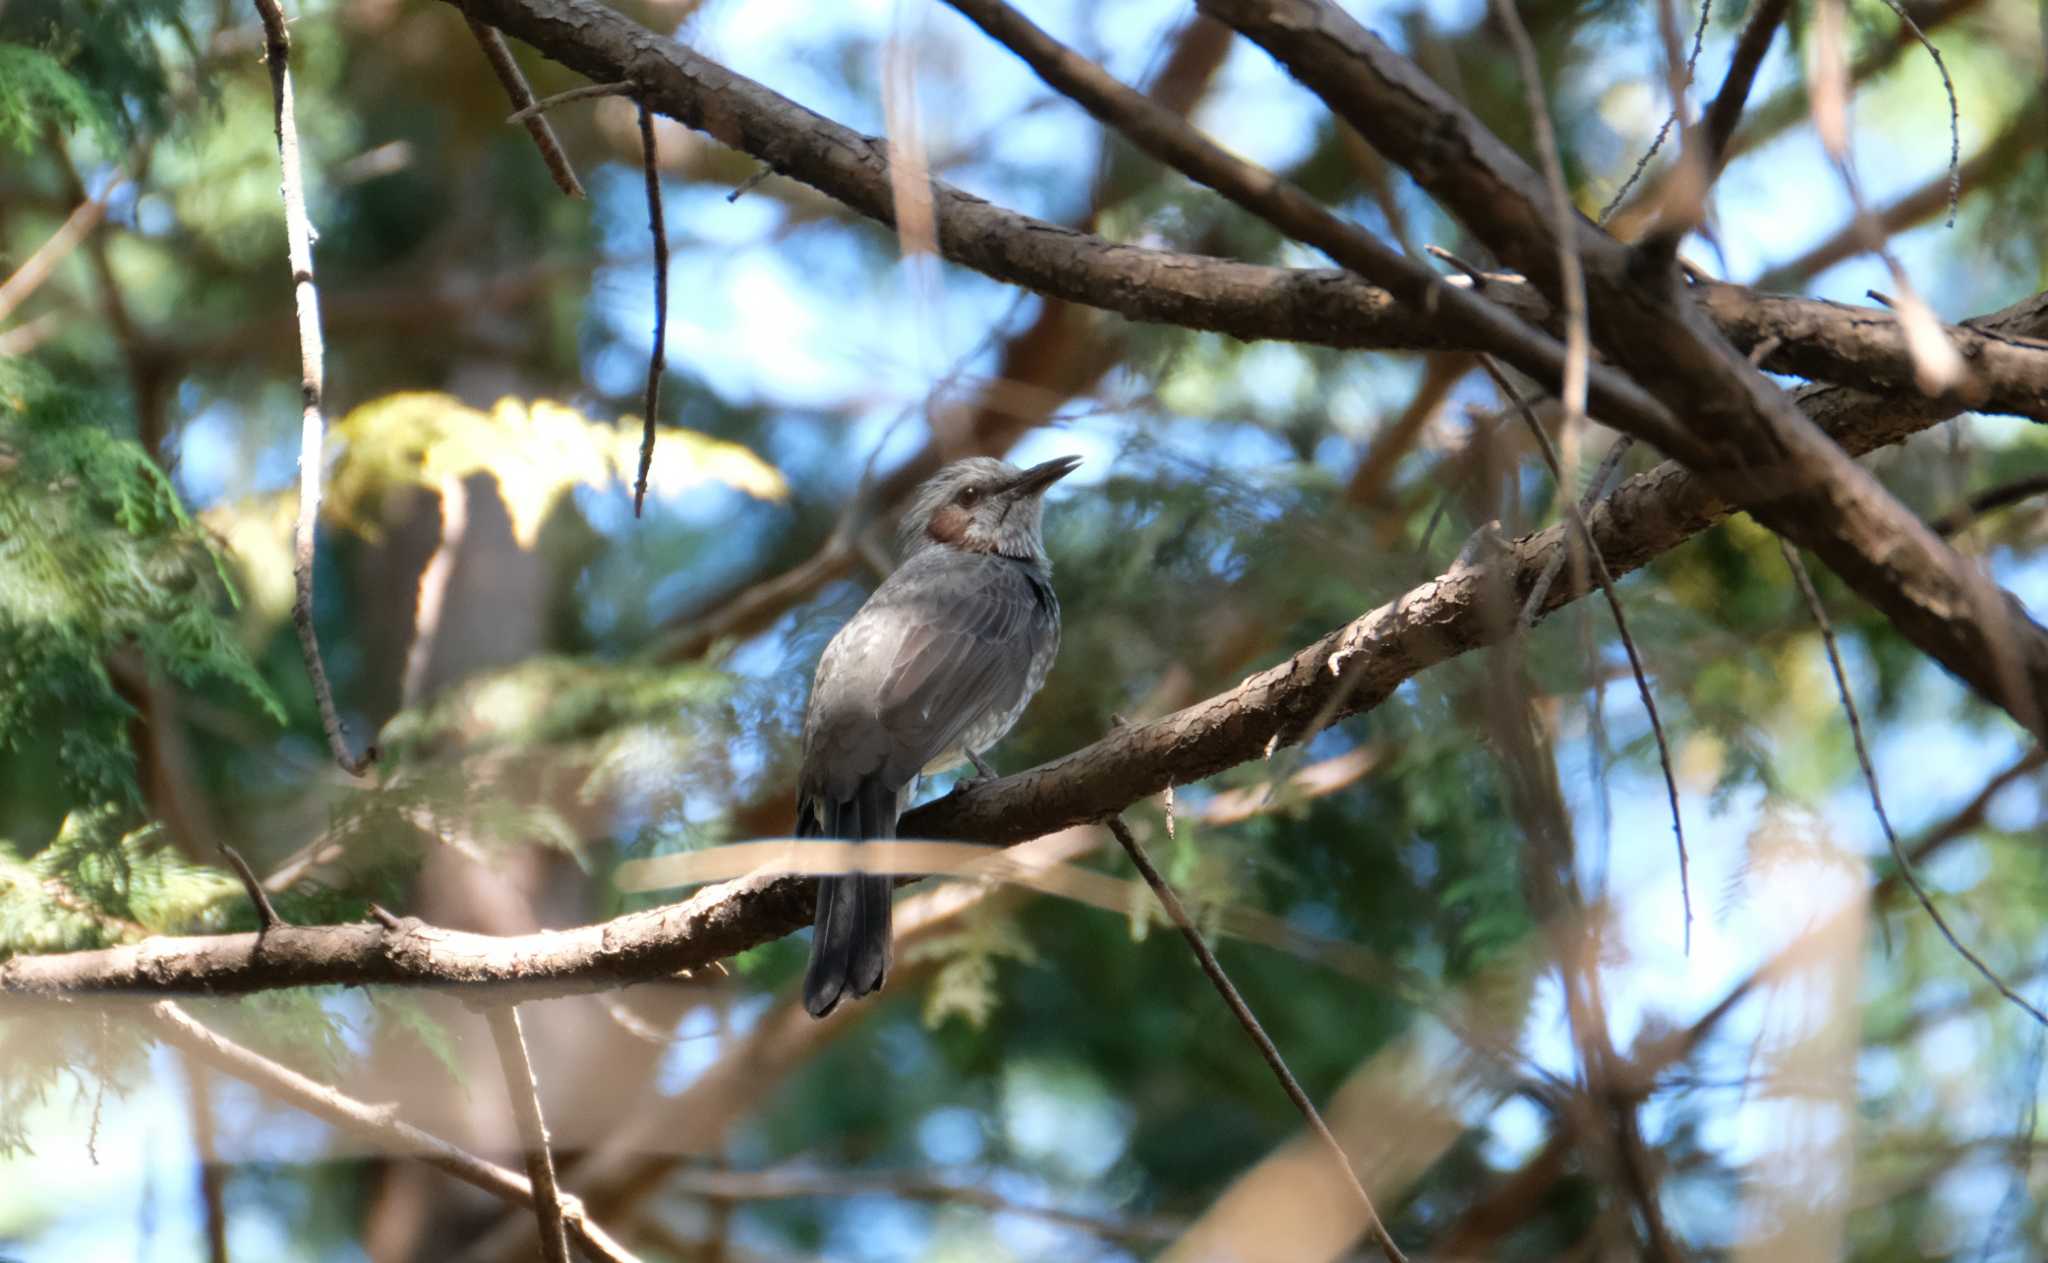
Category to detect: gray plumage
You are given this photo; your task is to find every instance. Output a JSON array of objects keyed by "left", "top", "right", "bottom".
[{"left": 799, "top": 455, "right": 1079, "bottom": 1017}]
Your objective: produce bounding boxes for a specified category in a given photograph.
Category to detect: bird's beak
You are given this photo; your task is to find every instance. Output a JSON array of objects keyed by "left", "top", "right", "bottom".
[{"left": 1006, "top": 454, "right": 1083, "bottom": 497}]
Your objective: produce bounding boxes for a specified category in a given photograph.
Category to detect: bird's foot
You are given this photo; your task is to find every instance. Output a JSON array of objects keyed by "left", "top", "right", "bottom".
[{"left": 950, "top": 749, "right": 1001, "bottom": 795}]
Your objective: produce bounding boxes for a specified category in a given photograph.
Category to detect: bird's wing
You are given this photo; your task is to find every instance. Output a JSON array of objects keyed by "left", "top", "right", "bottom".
[{"left": 869, "top": 554, "right": 1053, "bottom": 779}]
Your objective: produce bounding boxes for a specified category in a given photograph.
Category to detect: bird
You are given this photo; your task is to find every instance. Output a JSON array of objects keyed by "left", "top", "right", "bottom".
[{"left": 797, "top": 454, "right": 1080, "bottom": 1018}]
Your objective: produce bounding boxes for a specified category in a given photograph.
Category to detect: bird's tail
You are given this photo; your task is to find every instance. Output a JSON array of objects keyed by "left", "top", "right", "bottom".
[{"left": 801, "top": 777, "right": 897, "bottom": 1018}]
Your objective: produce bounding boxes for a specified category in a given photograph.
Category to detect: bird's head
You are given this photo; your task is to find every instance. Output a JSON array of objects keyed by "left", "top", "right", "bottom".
[{"left": 899, "top": 455, "right": 1081, "bottom": 566}]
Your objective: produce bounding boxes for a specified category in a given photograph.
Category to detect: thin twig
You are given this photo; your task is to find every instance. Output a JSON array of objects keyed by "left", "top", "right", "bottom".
[
  {"left": 181, "top": 1058, "right": 231, "bottom": 1263},
  {"left": 505, "top": 81, "right": 636, "bottom": 125},
  {"left": 1598, "top": 0, "right": 1712, "bottom": 222},
  {"left": 252, "top": 0, "right": 373, "bottom": 777},
  {"left": 1492, "top": 0, "right": 1589, "bottom": 461},
  {"left": 633, "top": 98, "right": 668, "bottom": 518},
  {"left": 1101, "top": 814, "right": 1409, "bottom": 1263},
  {"left": 219, "top": 842, "right": 282, "bottom": 933},
  {"left": 402, "top": 474, "right": 469, "bottom": 706},
  {"left": 1778, "top": 541, "right": 2048, "bottom": 1027},
  {"left": 0, "top": 173, "right": 124, "bottom": 324},
  {"left": 669, "top": 1166, "right": 1185, "bottom": 1244},
  {"left": 1518, "top": 436, "right": 1633, "bottom": 626},
  {"left": 466, "top": 18, "right": 585, "bottom": 198},
  {"left": 484, "top": 1005, "right": 573, "bottom": 1263},
  {"left": 726, "top": 165, "right": 773, "bottom": 203},
  {"left": 1700, "top": 0, "right": 1795, "bottom": 169},
  {"left": 1930, "top": 473, "right": 2048, "bottom": 536},
  {"left": 146, "top": 1002, "right": 638, "bottom": 1263},
  {"left": 1482, "top": 360, "right": 1692, "bottom": 952},
  {"left": 1874, "top": 0, "right": 1962, "bottom": 227}
]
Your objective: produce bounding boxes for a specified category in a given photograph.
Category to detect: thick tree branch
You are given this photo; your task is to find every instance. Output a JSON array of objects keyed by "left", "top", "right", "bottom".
[
  {"left": 436, "top": 0, "right": 2045, "bottom": 418},
  {"left": 1203, "top": 0, "right": 2048, "bottom": 741},
  {"left": 935, "top": 0, "right": 1680, "bottom": 450},
  {"left": 8, "top": 288, "right": 2041, "bottom": 1002}
]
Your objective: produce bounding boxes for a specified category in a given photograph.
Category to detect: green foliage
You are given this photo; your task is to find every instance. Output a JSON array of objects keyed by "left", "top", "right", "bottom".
[
  {"left": 0, "top": 362, "right": 284, "bottom": 814},
  {"left": 0, "top": 0, "right": 187, "bottom": 150},
  {"left": 0, "top": 46, "right": 111, "bottom": 151},
  {"left": 904, "top": 909, "right": 1040, "bottom": 1030},
  {"left": 0, "top": 809, "right": 240, "bottom": 958}
]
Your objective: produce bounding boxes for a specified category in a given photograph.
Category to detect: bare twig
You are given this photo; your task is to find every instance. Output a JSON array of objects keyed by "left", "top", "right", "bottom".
[
  {"left": 1101, "top": 814, "right": 1408, "bottom": 1263},
  {"left": 1598, "top": 0, "right": 1711, "bottom": 223},
  {"left": 1492, "top": 0, "right": 1589, "bottom": 453},
  {"left": 1874, "top": 0, "right": 1962, "bottom": 227},
  {"left": 218, "top": 843, "right": 282, "bottom": 933},
  {"left": 0, "top": 173, "right": 124, "bottom": 324},
  {"left": 402, "top": 474, "right": 470, "bottom": 706},
  {"left": 1931, "top": 473, "right": 2048, "bottom": 536},
  {"left": 1754, "top": 100, "right": 2038, "bottom": 293},
  {"left": 505, "top": 81, "right": 635, "bottom": 125},
  {"left": 669, "top": 1166, "right": 1184, "bottom": 1244},
  {"left": 726, "top": 165, "right": 773, "bottom": 203},
  {"left": 181, "top": 1058, "right": 231, "bottom": 1263},
  {"left": 483, "top": 1006, "right": 572, "bottom": 1263},
  {"left": 252, "top": 0, "right": 373, "bottom": 777},
  {"left": 1700, "top": 0, "right": 1794, "bottom": 170},
  {"left": 633, "top": 98, "right": 668, "bottom": 518},
  {"left": 1482, "top": 360, "right": 1691, "bottom": 951},
  {"left": 1519, "top": 437, "right": 1633, "bottom": 626},
  {"left": 145, "top": 1002, "right": 638, "bottom": 1263},
  {"left": 466, "top": 17, "right": 585, "bottom": 198},
  {"left": 1778, "top": 542, "right": 2048, "bottom": 1026}
]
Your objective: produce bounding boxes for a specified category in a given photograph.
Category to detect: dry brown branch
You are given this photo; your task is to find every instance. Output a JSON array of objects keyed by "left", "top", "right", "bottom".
[
  {"left": 505, "top": 81, "right": 635, "bottom": 123},
  {"left": 1205, "top": 0, "right": 2048, "bottom": 742},
  {"left": 1780, "top": 541, "right": 2048, "bottom": 1026},
  {"left": 0, "top": 171, "right": 123, "bottom": 324},
  {"left": 1604, "top": 0, "right": 1984, "bottom": 239},
  {"left": 7, "top": 295, "right": 2048, "bottom": 1002},
  {"left": 1754, "top": 100, "right": 2039, "bottom": 292},
  {"left": 1481, "top": 361, "right": 1690, "bottom": 947},
  {"left": 143, "top": 1001, "right": 639, "bottom": 1263},
  {"left": 466, "top": 17, "right": 586, "bottom": 197},
  {"left": 438, "top": 0, "right": 2041, "bottom": 415},
  {"left": 666, "top": 1167, "right": 1184, "bottom": 1244},
  {"left": 1931, "top": 473, "right": 2048, "bottom": 535},
  {"left": 633, "top": 98, "right": 667, "bottom": 517},
  {"left": 938, "top": 0, "right": 1684, "bottom": 452},
  {"left": 484, "top": 1005, "right": 573, "bottom": 1263},
  {"left": 252, "top": 0, "right": 373, "bottom": 777},
  {"left": 1103, "top": 814, "right": 1407, "bottom": 1263}
]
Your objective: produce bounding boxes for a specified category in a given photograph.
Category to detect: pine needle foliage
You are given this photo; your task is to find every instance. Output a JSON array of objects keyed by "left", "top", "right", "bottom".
[{"left": 0, "top": 362, "right": 284, "bottom": 814}]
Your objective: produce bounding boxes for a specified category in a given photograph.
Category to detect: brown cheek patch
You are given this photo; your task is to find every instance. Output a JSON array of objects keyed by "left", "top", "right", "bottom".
[
  {"left": 927, "top": 504, "right": 969, "bottom": 546},
  {"left": 926, "top": 504, "right": 996, "bottom": 552}
]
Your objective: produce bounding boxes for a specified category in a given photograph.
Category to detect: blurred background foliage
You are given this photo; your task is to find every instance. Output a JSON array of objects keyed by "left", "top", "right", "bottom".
[{"left": 1, "top": 0, "right": 2045, "bottom": 1259}]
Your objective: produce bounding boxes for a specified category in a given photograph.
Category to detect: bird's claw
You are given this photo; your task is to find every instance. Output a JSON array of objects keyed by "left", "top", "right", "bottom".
[{"left": 950, "top": 749, "right": 1000, "bottom": 795}]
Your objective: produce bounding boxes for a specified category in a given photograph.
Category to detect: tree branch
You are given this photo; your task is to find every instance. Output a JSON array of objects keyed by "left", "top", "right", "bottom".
[
  {"left": 1104, "top": 815, "right": 1408, "bottom": 1263},
  {"left": 437, "top": 0, "right": 2048, "bottom": 416},
  {"left": 252, "top": 0, "right": 373, "bottom": 777},
  {"left": 144, "top": 1001, "right": 639, "bottom": 1263},
  {"left": 10, "top": 296, "right": 2040, "bottom": 1002},
  {"left": 465, "top": 17, "right": 586, "bottom": 198},
  {"left": 484, "top": 1005, "right": 573, "bottom": 1263},
  {"left": 1202, "top": 0, "right": 2048, "bottom": 741}
]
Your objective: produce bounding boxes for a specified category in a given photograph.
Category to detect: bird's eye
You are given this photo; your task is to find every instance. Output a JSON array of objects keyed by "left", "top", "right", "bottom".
[{"left": 956, "top": 486, "right": 981, "bottom": 507}]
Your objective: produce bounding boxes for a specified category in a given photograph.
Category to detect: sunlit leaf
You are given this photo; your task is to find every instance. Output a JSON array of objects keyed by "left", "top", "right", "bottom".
[{"left": 329, "top": 393, "right": 787, "bottom": 547}]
